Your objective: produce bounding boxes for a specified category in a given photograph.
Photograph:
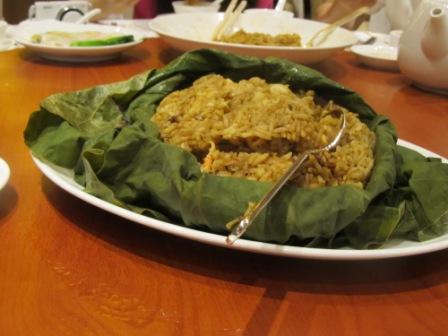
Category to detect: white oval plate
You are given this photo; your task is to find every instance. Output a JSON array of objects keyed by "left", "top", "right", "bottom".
[
  {"left": 351, "top": 44, "right": 399, "bottom": 71},
  {"left": 0, "top": 157, "right": 10, "bottom": 191},
  {"left": 149, "top": 13, "right": 358, "bottom": 65},
  {"left": 13, "top": 20, "right": 145, "bottom": 62},
  {"left": 31, "top": 140, "right": 448, "bottom": 260}
]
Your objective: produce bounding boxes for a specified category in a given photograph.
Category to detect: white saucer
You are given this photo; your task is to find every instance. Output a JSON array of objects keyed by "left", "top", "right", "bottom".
[
  {"left": 0, "top": 157, "right": 10, "bottom": 190},
  {"left": 350, "top": 44, "right": 399, "bottom": 72}
]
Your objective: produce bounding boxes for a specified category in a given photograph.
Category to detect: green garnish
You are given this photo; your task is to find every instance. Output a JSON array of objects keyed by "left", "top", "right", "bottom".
[{"left": 69, "top": 35, "right": 135, "bottom": 47}]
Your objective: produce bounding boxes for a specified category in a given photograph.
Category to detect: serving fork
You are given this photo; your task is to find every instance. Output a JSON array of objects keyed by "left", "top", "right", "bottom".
[{"left": 226, "top": 111, "right": 347, "bottom": 245}]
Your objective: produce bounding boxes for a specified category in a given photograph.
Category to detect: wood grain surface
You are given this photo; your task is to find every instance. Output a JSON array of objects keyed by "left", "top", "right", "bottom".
[{"left": 1, "top": 39, "right": 448, "bottom": 336}]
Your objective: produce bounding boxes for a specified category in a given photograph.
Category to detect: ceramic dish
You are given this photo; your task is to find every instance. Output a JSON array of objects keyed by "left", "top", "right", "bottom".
[
  {"left": 0, "top": 157, "right": 10, "bottom": 191},
  {"left": 13, "top": 20, "right": 145, "bottom": 62},
  {"left": 149, "top": 13, "right": 358, "bottom": 64},
  {"left": 98, "top": 19, "right": 159, "bottom": 39},
  {"left": 31, "top": 140, "right": 448, "bottom": 260},
  {"left": 172, "top": 0, "right": 220, "bottom": 13},
  {"left": 350, "top": 44, "right": 399, "bottom": 71}
]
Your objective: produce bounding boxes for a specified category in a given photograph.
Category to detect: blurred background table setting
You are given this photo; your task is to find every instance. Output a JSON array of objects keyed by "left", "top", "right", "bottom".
[
  {"left": 1, "top": 0, "right": 443, "bottom": 73},
  {"left": 1, "top": 1, "right": 448, "bottom": 334}
]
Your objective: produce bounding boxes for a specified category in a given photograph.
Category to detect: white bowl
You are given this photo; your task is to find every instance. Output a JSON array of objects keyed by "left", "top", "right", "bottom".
[
  {"left": 389, "top": 30, "right": 403, "bottom": 48},
  {"left": 243, "top": 8, "right": 294, "bottom": 19},
  {"left": 172, "top": 1, "right": 220, "bottom": 13},
  {"left": 0, "top": 21, "right": 7, "bottom": 38},
  {"left": 0, "top": 157, "right": 10, "bottom": 191},
  {"left": 351, "top": 44, "right": 399, "bottom": 71},
  {"left": 149, "top": 12, "right": 358, "bottom": 65}
]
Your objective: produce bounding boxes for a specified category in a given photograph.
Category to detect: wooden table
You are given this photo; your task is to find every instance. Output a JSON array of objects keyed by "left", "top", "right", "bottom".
[{"left": 1, "top": 39, "right": 448, "bottom": 335}]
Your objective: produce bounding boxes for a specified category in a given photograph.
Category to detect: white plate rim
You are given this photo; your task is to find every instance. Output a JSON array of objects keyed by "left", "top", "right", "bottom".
[
  {"left": 31, "top": 139, "right": 448, "bottom": 260},
  {"left": 0, "top": 157, "right": 10, "bottom": 191}
]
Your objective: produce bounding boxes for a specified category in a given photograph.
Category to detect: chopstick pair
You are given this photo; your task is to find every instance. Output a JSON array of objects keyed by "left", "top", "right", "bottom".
[
  {"left": 306, "top": 6, "right": 370, "bottom": 47},
  {"left": 212, "top": 0, "right": 247, "bottom": 40}
]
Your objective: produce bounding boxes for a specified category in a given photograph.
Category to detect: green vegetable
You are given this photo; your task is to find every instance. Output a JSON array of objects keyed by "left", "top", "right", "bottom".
[
  {"left": 31, "top": 34, "right": 42, "bottom": 43},
  {"left": 69, "top": 35, "right": 135, "bottom": 47},
  {"left": 23, "top": 49, "right": 448, "bottom": 248}
]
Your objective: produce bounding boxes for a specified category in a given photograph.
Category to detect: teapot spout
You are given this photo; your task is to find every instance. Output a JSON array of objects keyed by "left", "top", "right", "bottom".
[{"left": 421, "top": 7, "right": 448, "bottom": 60}]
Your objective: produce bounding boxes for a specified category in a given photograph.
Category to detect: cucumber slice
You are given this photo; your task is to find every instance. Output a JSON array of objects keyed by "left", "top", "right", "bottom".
[{"left": 70, "top": 35, "right": 135, "bottom": 47}]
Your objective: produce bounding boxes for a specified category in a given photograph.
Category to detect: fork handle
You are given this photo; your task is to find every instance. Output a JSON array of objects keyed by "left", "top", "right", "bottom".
[{"left": 226, "top": 152, "right": 309, "bottom": 245}]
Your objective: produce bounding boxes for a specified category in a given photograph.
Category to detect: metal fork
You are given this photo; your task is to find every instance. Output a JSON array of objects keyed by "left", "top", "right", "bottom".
[{"left": 225, "top": 111, "right": 347, "bottom": 245}]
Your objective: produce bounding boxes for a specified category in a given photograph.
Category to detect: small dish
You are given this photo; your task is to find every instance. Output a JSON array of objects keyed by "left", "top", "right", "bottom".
[
  {"left": 243, "top": 8, "right": 294, "bottom": 19},
  {"left": 0, "top": 157, "right": 10, "bottom": 191},
  {"left": 350, "top": 44, "right": 399, "bottom": 71},
  {"left": 99, "top": 19, "right": 159, "bottom": 39},
  {"left": 172, "top": 1, "right": 220, "bottom": 13},
  {"left": 13, "top": 19, "right": 144, "bottom": 62},
  {"left": 0, "top": 21, "right": 7, "bottom": 38},
  {"left": 0, "top": 20, "right": 16, "bottom": 51}
]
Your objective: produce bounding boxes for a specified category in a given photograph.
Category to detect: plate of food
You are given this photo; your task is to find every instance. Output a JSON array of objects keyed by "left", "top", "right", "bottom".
[
  {"left": 13, "top": 20, "right": 145, "bottom": 62},
  {"left": 24, "top": 49, "right": 448, "bottom": 260},
  {"left": 0, "top": 157, "right": 10, "bottom": 191},
  {"left": 149, "top": 12, "right": 358, "bottom": 64}
]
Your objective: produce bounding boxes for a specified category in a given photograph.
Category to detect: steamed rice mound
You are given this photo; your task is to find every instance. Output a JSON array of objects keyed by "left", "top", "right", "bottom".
[{"left": 151, "top": 74, "right": 376, "bottom": 188}]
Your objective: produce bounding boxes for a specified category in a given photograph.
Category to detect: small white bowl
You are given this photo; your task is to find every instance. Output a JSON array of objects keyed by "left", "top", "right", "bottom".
[
  {"left": 389, "top": 29, "right": 403, "bottom": 48},
  {"left": 0, "top": 157, "right": 10, "bottom": 191},
  {"left": 350, "top": 44, "right": 399, "bottom": 71},
  {"left": 0, "top": 21, "right": 8, "bottom": 39},
  {"left": 243, "top": 8, "right": 294, "bottom": 19},
  {"left": 172, "top": 1, "right": 220, "bottom": 13}
]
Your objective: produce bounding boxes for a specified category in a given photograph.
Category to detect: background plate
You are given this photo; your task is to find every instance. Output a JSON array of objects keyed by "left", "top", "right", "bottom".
[
  {"left": 13, "top": 20, "right": 145, "bottom": 62},
  {"left": 32, "top": 140, "right": 448, "bottom": 260},
  {"left": 149, "top": 12, "right": 358, "bottom": 65}
]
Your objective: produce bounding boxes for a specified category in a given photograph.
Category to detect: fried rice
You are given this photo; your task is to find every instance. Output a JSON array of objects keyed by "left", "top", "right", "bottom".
[
  {"left": 151, "top": 74, "right": 376, "bottom": 188},
  {"left": 217, "top": 30, "right": 302, "bottom": 47}
]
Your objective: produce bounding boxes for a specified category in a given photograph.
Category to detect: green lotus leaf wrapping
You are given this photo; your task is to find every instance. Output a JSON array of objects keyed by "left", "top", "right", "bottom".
[{"left": 24, "top": 49, "right": 448, "bottom": 248}]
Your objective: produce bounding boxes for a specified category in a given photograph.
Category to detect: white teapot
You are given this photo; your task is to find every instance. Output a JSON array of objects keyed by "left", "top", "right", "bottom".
[{"left": 398, "top": 0, "right": 448, "bottom": 94}]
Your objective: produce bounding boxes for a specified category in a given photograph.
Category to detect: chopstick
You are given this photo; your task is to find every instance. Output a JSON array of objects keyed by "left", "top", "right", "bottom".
[
  {"left": 306, "top": 6, "right": 370, "bottom": 47},
  {"left": 274, "top": 0, "right": 287, "bottom": 11},
  {"left": 212, "top": 0, "right": 247, "bottom": 40},
  {"left": 212, "top": 0, "right": 238, "bottom": 40}
]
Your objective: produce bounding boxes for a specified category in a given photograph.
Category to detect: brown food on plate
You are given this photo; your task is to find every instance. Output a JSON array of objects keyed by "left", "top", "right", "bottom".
[
  {"left": 151, "top": 74, "right": 376, "bottom": 188},
  {"left": 216, "top": 29, "right": 302, "bottom": 47}
]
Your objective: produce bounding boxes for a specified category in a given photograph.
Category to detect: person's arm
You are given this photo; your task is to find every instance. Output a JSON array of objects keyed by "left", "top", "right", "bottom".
[{"left": 315, "top": 0, "right": 376, "bottom": 23}]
